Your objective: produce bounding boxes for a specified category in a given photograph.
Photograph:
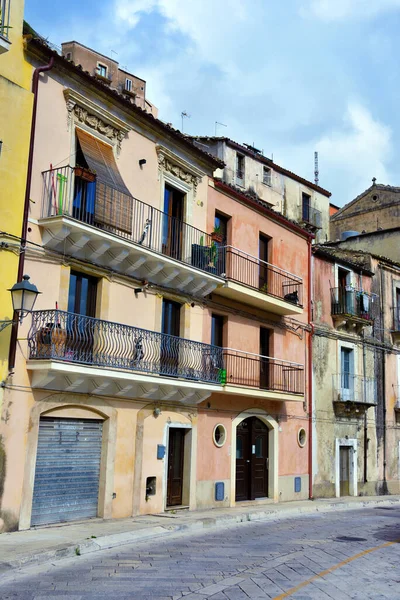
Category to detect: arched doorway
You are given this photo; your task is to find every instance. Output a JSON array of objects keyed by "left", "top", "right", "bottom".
[{"left": 235, "top": 417, "right": 269, "bottom": 501}]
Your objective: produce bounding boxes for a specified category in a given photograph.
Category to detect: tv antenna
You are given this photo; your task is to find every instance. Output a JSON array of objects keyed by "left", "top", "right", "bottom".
[
  {"left": 215, "top": 121, "right": 227, "bottom": 136},
  {"left": 181, "top": 111, "right": 191, "bottom": 133},
  {"left": 314, "top": 151, "right": 319, "bottom": 185}
]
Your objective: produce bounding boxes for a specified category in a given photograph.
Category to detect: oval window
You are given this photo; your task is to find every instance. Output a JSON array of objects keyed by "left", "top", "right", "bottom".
[
  {"left": 213, "top": 424, "right": 227, "bottom": 448},
  {"left": 298, "top": 428, "right": 307, "bottom": 448}
]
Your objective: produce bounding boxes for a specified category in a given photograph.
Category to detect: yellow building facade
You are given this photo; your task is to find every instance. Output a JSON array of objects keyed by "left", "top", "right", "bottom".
[{"left": 0, "top": 0, "right": 33, "bottom": 404}]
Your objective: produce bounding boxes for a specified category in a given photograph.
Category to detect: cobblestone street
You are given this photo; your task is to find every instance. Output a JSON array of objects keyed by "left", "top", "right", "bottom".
[{"left": 0, "top": 505, "right": 399, "bottom": 600}]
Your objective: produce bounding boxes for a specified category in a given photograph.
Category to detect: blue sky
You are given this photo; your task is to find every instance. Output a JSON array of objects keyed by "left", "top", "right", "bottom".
[{"left": 25, "top": 0, "right": 400, "bottom": 206}]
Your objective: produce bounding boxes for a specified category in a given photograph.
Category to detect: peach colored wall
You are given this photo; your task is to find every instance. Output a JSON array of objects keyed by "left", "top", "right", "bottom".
[
  {"left": 197, "top": 395, "right": 308, "bottom": 481},
  {"left": 208, "top": 185, "right": 309, "bottom": 321},
  {"left": 29, "top": 67, "right": 210, "bottom": 234}
]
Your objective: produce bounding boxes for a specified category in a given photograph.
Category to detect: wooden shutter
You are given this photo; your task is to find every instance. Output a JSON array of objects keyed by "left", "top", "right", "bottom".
[{"left": 76, "top": 129, "right": 133, "bottom": 234}]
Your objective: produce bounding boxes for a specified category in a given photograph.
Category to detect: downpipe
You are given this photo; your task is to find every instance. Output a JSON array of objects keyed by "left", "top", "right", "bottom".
[
  {"left": 308, "top": 239, "right": 314, "bottom": 500},
  {"left": 8, "top": 56, "right": 55, "bottom": 371}
]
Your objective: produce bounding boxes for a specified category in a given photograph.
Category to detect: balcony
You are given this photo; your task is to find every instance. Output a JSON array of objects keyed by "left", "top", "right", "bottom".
[
  {"left": 39, "top": 166, "right": 223, "bottom": 297},
  {"left": 331, "top": 286, "right": 376, "bottom": 333},
  {"left": 26, "top": 310, "right": 304, "bottom": 403},
  {"left": 333, "top": 373, "right": 376, "bottom": 415},
  {"left": 0, "top": 0, "right": 11, "bottom": 53},
  {"left": 391, "top": 307, "right": 400, "bottom": 343},
  {"left": 301, "top": 203, "right": 321, "bottom": 230},
  {"left": 213, "top": 246, "right": 303, "bottom": 315},
  {"left": 223, "top": 348, "right": 304, "bottom": 401}
]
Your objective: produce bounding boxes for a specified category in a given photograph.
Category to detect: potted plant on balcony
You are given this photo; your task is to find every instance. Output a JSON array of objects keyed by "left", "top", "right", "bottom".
[
  {"left": 210, "top": 225, "right": 224, "bottom": 243},
  {"left": 74, "top": 165, "right": 96, "bottom": 182}
]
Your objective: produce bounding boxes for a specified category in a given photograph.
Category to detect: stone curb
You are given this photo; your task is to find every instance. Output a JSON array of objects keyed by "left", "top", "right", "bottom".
[{"left": 1, "top": 496, "right": 399, "bottom": 574}]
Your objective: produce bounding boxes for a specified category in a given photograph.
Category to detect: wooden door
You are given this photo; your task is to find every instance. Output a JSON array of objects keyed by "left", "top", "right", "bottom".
[
  {"left": 235, "top": 419, "right": 251, "bottom": 501},
  {"left": 339, "top": 446, "right": 350, "bottom": 496},
  {"left": 260, "top": 327, "right": 270, "bottom": 390},
  {"left": 161, "top": 299, "right": 181, "bottom": 375},
  {"left": 163, "top": 185, "right": 184, "bottom": 260},
  {"left": 235, "top": 417, "right": 269, "bottom": 501},
  {"left": 167, "top": 428, "right": 185, "bottom": 506},
  {"left": 251, "top": 418, "right": 269, "bottom": 499}
]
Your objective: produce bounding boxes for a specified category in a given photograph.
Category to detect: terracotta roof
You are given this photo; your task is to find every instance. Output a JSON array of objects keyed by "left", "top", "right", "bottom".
[
  {"left": 194, "top": 136, "right": 331, "bottom": 198},
  {"left": 25, "top": 30, "right": 225, "bottom": 171},
  {"left": 313, "top": 245, "right": 374, "bottom": 275},
  {"left": 214, "top": 180, "right": 314, "bottom": 240},
  {"left": 316, "top": 241, "right": 400, "bottom": 271}
]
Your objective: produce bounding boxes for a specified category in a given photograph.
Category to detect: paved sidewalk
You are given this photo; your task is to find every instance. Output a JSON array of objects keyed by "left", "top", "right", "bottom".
[{"left": 0, "top": 495, "right": 399, "bottom": 574}]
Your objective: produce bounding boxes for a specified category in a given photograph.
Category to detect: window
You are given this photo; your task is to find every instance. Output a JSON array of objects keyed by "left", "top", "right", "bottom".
[
  {"left": 97, "top": 63, "right": 108, "bottom": 78},
  {"left": 125, "top": 78, "right": 132, "bottom": 92},
  {"left": 340, "top": 347, "right": 354, "bottom": 399},
  {"left": 211, "top": 314, "right": 224, "bottom": 347},
  {"left": 263, "top": 166, "right": 272, "bottom": 186},
  {"left": 214, "top": 212, "right": 229, "bottom": 243},
  {"left": 302, "top": 193, "right": 311, "bottom": 222},
  {"left": 65, "top": 52, "right": 72, "bottom": 60},
  {"left": 236, "top": 153, "right": 245, "bottom": 183},
  {"left": 395, "top": 288, "right": 400, "bottom": 330},
  {"left": 68, "top": 272, "right": 97, "bottom": 317}
]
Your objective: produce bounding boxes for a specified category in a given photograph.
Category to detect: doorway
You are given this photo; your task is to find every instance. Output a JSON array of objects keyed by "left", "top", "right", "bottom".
[
  {"left": 163, "top": 185, "right": 185, "bottom": 260},
  {"left": 339, "top": 446, "right": 350, "bottom": 496},
  {"left": 235, "top": 417, "right": 269, "bottom": 501},
  {"left": 166, "top": 428, "right": 186, "bottom": 507},
  {"left": 67, "top": 271, "right": 98, "bottom": 362},
  {"left": 160, "top": 299, "right": 181, "bottom": 376},
  {"left": 259, "top": 234, "right": 270, "bottom": 291},
  {"left": 260, "top": 327, "right": 270, "bottom": 390}
]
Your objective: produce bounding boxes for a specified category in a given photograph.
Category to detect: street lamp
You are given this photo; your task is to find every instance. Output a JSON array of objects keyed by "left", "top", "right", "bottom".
[{"left": 0, "top": 275, "right": 41, "bottom": 332}]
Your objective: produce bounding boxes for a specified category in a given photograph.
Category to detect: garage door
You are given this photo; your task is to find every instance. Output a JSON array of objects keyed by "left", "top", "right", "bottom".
[{"left": 31, "top": 417, "right": 103, "bottom": 526}]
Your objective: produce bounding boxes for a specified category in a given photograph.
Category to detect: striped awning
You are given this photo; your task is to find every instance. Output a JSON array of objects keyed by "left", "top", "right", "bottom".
[{"left": 76, "top": 128, "right": 131, "bottom": 196}]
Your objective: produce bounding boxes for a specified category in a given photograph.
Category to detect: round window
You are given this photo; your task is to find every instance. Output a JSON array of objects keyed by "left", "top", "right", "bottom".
[
  {"left": 213, "top": 424, "right": 227, "bottom": 447},
  {"left": 298, "top": 428, "right": 307, "bottom": 448}
]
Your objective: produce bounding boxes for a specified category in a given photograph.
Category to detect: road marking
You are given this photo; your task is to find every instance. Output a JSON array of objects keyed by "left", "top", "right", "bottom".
[{"left": 272, "top": 539, "right": 400, "bottom": 599}]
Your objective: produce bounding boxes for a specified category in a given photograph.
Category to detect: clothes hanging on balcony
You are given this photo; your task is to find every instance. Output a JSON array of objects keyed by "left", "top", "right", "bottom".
[{"left": 76, "top": 128, "right": 133, "bottom": 234}]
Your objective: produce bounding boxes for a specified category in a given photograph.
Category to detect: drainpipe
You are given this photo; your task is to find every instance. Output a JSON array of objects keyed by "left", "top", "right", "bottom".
[
  {"left": 308, "top": 239, "right": 314, "bottom": 499},
  {"left": 8, "top": 56, "right": 55, "bottom": 371}
]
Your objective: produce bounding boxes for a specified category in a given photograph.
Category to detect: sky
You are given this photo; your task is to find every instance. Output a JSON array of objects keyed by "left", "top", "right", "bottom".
[{"left": 25, "top": 0, "right": 400, "bottom": 207}]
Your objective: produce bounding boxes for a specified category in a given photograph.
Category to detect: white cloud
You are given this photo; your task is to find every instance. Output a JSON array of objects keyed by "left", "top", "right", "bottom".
[
  {"left": 278, "top": 102, "right": 392, "bottom": 203},
  {"left": 303, "top": 0, "right": 400, "bottom": 21},
  {"left": 115, "top": 0, "right": 157, "bottom": 27}
]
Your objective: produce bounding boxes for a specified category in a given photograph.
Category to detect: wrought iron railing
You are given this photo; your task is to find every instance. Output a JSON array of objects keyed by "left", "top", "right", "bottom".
[
  {"left": 27, "top": 311, "right": 305, "bottom": 394},
  {"left": 41, "top": 165, "right": 220, "bottom": 276},
  {"left": 331, "top": 287, "right": 376, "bottom": 321},
  {"left": 302, "top": 203, "right": 321, "bottom": 228},
  {"left": 0, "top": 0, "right": 11, "bottom": 40},
  {"left": 333, "top": 373, "right": 376, "bottom": 405},
  {"left": 223, "top": 348, "right": 304, "bottom": 394},
  {"left": 222, "top": 246, "right": 303, "bottom": 306},
  {"left": 28, "top": 310, "right": 224, "bottom": 384}
]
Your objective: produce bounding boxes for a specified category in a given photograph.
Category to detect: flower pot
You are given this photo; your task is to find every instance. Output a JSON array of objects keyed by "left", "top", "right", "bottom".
[
  {"left": 211, "top": 232, "right": 224, "bottom": 243},
  {"left": 74, "top": 166, "right": 96, "bottom": 182}
]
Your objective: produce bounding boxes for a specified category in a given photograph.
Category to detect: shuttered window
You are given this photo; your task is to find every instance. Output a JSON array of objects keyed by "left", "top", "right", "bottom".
[{"left": 76, "top": 128, "right": 133, "bottom": 234}]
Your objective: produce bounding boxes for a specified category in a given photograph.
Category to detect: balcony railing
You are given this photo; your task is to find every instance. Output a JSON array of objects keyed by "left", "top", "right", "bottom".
[
  {"left": 27, "top": 310, "right": 304, "bottom": 395},
  {"left": 333, "top": 373, "right": 376, "bottom": 405},
  {"left": 302, "top": 203, "right": 321, "bottom": 229},
  {"left": 0, "top": 0, "right": 11, "bottom": 40},
  {"left": 223, "top": 348, "right": 304, "bottom": 394},
  {"left": 28, "top": 310, "right": 224, "bottom": 385},
  {"left": 222, "top": 246, "right": 303, "bottom": 306},
  {"left": 41, "top": 165, "right": 219, "bottom": 275},
  {"left": 331, "top": 287, "right": 375, "bottom": 321}
]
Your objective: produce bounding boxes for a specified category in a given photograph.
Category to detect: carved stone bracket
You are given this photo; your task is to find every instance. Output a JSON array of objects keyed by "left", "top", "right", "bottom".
[
  {"left": 156, "top": 145, "right": 204, "bottom": 197},
  {"left": 64, "top": 88, "right": 131, "bottom": 156}
]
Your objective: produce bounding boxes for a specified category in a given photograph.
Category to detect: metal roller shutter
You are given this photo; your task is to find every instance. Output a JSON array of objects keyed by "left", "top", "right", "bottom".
[{"left": 31, "top": 418, "right": 103, "bottom": 526}]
